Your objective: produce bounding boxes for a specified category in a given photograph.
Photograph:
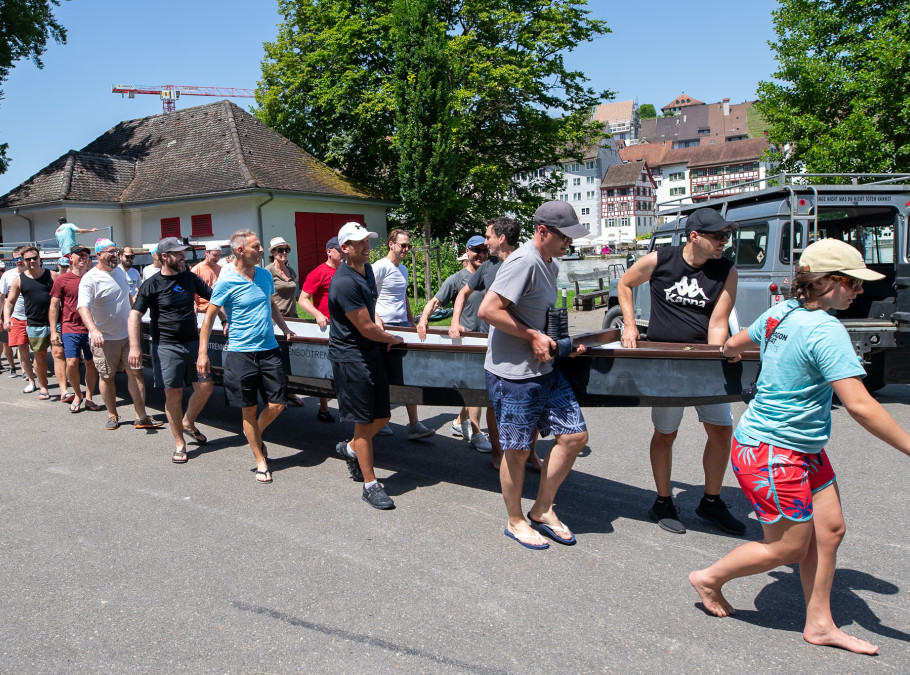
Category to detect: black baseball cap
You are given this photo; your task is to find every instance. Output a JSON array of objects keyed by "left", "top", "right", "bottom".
[
  {"left": 685, "top": 208, "right": 739, "bottom": 233},
  {"left": 69, "top": 244, "right": 91, "bottom": 255},
  {"left": 326, "top": 236, "right": 341, "bottom": 251}
]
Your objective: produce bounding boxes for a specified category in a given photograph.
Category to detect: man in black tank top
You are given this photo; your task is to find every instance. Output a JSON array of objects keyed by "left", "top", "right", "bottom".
[
  {"left": 2, "top": 245, "right": 58, "bottom": 399},
  {"left": 617, "top": 208, "right": 746, "bottom": 537}
]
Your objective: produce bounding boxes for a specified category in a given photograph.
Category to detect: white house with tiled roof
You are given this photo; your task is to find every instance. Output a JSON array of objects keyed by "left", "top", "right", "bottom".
[{"left": 0, "top": 100, "right": 395, "bottom": 278}]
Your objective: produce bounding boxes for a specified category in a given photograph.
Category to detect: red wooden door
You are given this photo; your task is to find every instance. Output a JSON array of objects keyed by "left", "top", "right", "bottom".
[{"left": 294, "top": 212, "right": 366, "bottom": 278}]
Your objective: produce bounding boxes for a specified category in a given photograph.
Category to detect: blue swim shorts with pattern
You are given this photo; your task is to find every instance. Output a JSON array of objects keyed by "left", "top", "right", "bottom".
[{"left": 485, "top": 367, "right": 586, "bottom": 452}]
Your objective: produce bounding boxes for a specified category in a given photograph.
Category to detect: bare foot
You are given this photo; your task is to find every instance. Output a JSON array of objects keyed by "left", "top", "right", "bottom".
[
  {"left": 803, "top": 627, "right": 878, "bottom": 655},
  {"left": 689, "top": 570, "right": 734, "bottom": 617}
]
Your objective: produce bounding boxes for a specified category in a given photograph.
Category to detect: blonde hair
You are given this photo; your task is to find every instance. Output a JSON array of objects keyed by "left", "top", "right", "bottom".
[{"left": 229, "top": 229, "right": 255, "bottom": 256}]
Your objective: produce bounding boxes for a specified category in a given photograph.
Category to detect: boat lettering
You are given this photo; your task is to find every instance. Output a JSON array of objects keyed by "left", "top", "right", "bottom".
[
  {"left": 816, "top": 195, "right": 894, "bottom": 203},
  {"left": 289, "top": 346, "right": 328, "bottom": 360}
]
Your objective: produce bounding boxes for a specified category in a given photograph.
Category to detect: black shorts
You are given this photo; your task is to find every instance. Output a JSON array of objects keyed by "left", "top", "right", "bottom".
[
  {"left": 332, "top": 357, "right": 391, "bottom": 425},
  {"left": 223, "top": 348, "right": 288, "bottom": 408}
]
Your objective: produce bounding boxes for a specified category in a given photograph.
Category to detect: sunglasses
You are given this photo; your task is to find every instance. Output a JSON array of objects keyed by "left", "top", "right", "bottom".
[
  {"left": 395, "top": 242, "right": 411, "bottom": 250},
  {"left": 545, "top": 226, "right": 571, "bottom": 244},
  {"left": 273, "top": 247, "right": 291, "bottom": 254},
  {"left": 468, "top": 247, "right": 488, "bottom": 254},
  {"left": 829, "top": 274, "right": 863, "bottom": 289},
  {"left": 13, "top": 257, "right": 23, "bottom": 262},
  {"left": 23, "top": 256, "right": 40, "bottom": 262},
  {"left": 122, "top": 254, "right": 134, "bottom": 259},
  {"left": 698, "top": 230, "right": 732, "bottom": 242}
]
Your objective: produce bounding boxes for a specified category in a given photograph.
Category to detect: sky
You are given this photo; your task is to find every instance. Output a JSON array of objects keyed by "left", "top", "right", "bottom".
[{"left": 0, "top": 0, "right": 781, "bottom": 197}]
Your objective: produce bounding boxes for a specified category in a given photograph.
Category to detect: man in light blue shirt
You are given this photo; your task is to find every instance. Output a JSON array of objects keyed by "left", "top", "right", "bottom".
[
  {"left": 55, "top": 217, "right": 98, "bottom": 254},
  {"left": 197, "top": 229, "right": 295, "bottom": 484}
]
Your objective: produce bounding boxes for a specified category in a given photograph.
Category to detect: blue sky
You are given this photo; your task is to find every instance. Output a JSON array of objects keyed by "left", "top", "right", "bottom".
[{"left": 0, "top": 0, "right": 780, "bottom": 197}]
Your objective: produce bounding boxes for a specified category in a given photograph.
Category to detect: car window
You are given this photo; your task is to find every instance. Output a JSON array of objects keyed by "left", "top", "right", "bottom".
[
  {"left": 779, "top": 222, "right": 804, "bottom": 264},
  {"left": 651, "top": 234, "right": 674, "bottom": 250},
  {"left": 723, "top": 223, "right": 768, "bottom": 267}
]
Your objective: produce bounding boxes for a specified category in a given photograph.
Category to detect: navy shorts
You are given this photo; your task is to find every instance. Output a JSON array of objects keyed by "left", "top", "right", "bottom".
[
  {"left": 62, "top": 333, "right": 93, "bottom": 360},
  {"left": 485, "top": 367, "right": 586, "bottom": 452},
  {"left": 332, "top": 357, "right": 391, "bottom": 425},
  {"left": 222, "top": 348, "right": 287, "bottom": 408},
  {"left": 152, "top": 340, "right": 211, "bottom": 389}
]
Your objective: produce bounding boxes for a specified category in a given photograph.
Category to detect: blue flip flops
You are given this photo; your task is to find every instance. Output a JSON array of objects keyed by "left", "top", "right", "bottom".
[
  {"left": 504, "top": 528, "right": 549, "bottom": 550},
  {"left": 528, "top": 514, "right": 577, "bottom": 546}
]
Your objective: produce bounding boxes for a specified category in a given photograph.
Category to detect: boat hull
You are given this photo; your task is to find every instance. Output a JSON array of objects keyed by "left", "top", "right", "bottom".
[{"left": 140, "top": 318, "right": 759, "bottom": 408}]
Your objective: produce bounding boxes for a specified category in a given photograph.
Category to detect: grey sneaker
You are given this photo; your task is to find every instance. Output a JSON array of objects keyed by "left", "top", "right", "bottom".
[
  {"left": 469, "top": 431, "right": 493, "bottom": 453},
  {"left": 8, "top": 368, "right": 18, "bottom": 378},
  {"left": 460, "top": 419, "right": 473, "bottom": 441},
  {"left": 648, "top": 498, "right": 686, "bottom": 534},
  {"left": 450, "top": 419, "right": 463, "bottom": 437},
  {"left": 376, "top": 424, "right": 393, "bottom": 436},
  {"left": 362, "top": 482, "right": 394, "bottom": 509},
  {"left": 335, "top": 440, "right": 363, "bottom": 482},
  {"left": 407, "top": 421, "right": 435, "bottom": 441}
]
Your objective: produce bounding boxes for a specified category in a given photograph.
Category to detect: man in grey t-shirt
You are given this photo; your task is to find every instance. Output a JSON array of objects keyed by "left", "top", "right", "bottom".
[{"left": 479, "top": 201, "right": 589, "bottom": 550}]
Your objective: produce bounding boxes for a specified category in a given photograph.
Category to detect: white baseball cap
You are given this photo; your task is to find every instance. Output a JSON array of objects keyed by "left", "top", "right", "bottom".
[
  {"left": 338, "top": 221, "right": 378, "bottom": 245},
  {"left": 798, "top": 239, "right": 885, "bottom": 281}
]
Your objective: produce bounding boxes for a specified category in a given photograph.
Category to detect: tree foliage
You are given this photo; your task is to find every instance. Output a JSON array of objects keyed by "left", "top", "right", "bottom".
[
  {"left": 638, "top": 103, "right": 657, "bottom": 119},
  {"left": 0, "top": 0, "right": 68, "bottom": 174},
  {"left": 256, "top": 0, "right": 611, "bottom": 236},
  {"left": 757, "top": 0, "right": 910, "bottom": 175}
]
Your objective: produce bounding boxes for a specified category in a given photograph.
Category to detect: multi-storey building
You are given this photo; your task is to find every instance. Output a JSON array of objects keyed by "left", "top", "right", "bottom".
[
  {"left": 592, "top": 100, "right": 639, "bottom": 143},
  {"left": 639, "top": 95, "right": 758, "bottom": 149},
  {"left": 619, "top": 137, "right": 770, "bottom": 223},
  {"left": 599, "top": 161, "right": 657, "bottom": 242},
  {"left": 514, "top": 138, "right": 622, "bottom": 237}
]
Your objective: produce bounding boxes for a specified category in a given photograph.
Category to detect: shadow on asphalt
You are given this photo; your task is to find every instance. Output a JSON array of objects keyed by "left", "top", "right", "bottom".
[{"left": 712, "top": 564, "right": 910, "bottom": 643}]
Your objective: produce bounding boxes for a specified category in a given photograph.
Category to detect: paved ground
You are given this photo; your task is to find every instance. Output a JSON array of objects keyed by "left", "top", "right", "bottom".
[{"left": 1, "top": 319, "right": 908, "bottom": 673}]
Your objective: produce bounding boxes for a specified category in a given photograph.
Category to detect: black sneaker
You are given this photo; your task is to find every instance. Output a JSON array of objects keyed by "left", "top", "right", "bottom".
[
  {"left": 362, "top": 482, "right": 394, "bottom": 510},
  {"left": 335, "top": 440, "right": 363, "bottom": 482},
  {"left": 696, "top": 497, "right": 746, "bottom": 535},
  {"left": 648, "top": 498, "right": 686, "bottom": 534}
]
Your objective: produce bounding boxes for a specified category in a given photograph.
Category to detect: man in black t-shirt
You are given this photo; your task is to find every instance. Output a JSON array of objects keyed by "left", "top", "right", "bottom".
[
  {"left": 329, "top": 222, "right": 403, "bottom": 510},
  {"left": 617, "top": 208, "right": 745, "bottom": 537},
  {"left": 128, "top": 237, "right": 215, "bottom": 464}
]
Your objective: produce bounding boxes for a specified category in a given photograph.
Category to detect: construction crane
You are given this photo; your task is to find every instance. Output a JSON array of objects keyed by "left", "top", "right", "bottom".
[{"left": 111, "top": 84, "right": 255, "bottom": 114}]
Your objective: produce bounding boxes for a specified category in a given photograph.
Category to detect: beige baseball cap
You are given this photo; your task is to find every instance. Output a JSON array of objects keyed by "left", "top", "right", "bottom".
[{"left": 798, "top": 238, "right": 885, "bottom": 281}]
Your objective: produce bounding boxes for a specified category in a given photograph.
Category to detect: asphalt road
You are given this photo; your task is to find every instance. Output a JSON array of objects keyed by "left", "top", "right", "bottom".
[{"left": 1, "top": 331, "right": 908, "bottom": 673}]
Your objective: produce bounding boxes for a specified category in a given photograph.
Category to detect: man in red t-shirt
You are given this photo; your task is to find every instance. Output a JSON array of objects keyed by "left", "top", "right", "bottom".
[
  {"left": 299, "top": 236, "right": 343, "bottom": 422},
  {"left": 49, "top": 245, "right": 100, "bottom": 412}
]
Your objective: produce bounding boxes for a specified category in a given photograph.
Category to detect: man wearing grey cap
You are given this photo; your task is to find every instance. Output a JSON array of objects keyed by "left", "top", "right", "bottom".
[
  {"left": 129, "top": 237, "right": 216, "bottom": 463},
  {"left": 479, "top": 200, "right": 589, "bottom": 549},
  {"left": 617, "top": 207, "right": 744, "bottom": 536}
]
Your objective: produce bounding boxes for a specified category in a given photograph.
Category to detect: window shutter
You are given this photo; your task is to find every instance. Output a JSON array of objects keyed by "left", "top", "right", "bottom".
[
  {"left": 191, "top": 214, "right": 213, "bottom": 237},
  {"left": 161, "top": 217, "right": 181, "bottom": 238}
]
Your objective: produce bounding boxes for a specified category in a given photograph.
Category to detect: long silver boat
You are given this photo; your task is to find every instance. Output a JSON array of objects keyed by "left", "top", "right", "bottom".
[{"left": 141, "top": 316, "right": 758, "bottom": 408}]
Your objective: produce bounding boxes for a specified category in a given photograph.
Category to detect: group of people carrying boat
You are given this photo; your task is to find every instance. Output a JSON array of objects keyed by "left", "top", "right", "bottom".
[{"left": 1, "top": 201, "right": 908, "bottom": 656}]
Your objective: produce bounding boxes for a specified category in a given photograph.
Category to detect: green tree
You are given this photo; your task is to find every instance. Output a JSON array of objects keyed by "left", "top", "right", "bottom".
[
  {"left": 0, "top": 0, "right": 68, "bottom": 174},
  {"left": 391, "top": 0, "right": 457, "bottom": 298},
  {"left": 257, "top": 0, "right": 611, "bottom": 235},
  {"left": 638, "top": 103, "right": 657, "bottom": 119},
  {"left": 757, "top": 0, "right": 910, "bottom": 175}
]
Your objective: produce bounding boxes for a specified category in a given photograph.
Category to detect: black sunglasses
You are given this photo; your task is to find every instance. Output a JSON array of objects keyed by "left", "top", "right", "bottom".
[
  {"left": 122, "top": 254, "right": 135, "bottom": 259},
  {"left": 273, "top": 247, "right": 291, "bottom": 254},
  {"left": 468, "top": 246, "right": 488, "bottom": 254},
  {"left": 698, "top": 230, "right": 732, "bottom": 242},
  {"left": 23, "top": 256, "right": 40, "bottom": 262},
  {"left": 545, "top": 226, "right": 571, "bottom": 243}
]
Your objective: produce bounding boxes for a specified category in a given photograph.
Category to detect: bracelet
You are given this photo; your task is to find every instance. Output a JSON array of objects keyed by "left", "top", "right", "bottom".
[{"left": 719, "top": 344, "right": 726, "bottom": 357}]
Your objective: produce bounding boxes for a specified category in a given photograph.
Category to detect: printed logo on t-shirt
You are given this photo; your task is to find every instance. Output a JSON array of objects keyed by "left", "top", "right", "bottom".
[
  {"left": 664, "top": 275, "right": 709, "bottom": 308},
  {"left": 173, "top": 285, "right": 185, "bottom": 294},
  {"left": 765, "top": 317, "right": 788, "bottom": 345}
]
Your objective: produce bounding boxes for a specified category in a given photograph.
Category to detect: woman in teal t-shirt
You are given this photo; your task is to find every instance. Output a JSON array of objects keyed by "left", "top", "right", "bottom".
[{"left": 689, "top": 239, "right": 910, "bottom": 656}]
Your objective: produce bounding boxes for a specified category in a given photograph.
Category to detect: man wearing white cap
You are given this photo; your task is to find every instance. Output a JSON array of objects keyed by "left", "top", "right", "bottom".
[
  {"left": 78, "top": 238, "right": 164, "bottom": 431},
  {"left": 617, "top": 207, "right": 744, "bottom": 537},
  {"left": 329, "top": 221, "right": 403, "bottom": 509},
  {"left": 479, "top": 200, "right": 589, "bottom": 549},
  {"left": 190, "top": 242, "right": 223, "bottom": 311}
]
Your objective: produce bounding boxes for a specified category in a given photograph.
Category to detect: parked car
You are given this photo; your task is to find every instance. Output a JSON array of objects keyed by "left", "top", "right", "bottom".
[{"left": 602, "top": 173, "right": 910, "bottom": 390}]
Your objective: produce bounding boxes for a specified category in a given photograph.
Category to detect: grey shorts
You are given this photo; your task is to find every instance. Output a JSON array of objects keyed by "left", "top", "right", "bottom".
[
  {"left": 651, "top": 403, "right": 733, "bottom": 434},
  {"left": 152, "top": 340, "right": 211, "bottom": 389}
]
